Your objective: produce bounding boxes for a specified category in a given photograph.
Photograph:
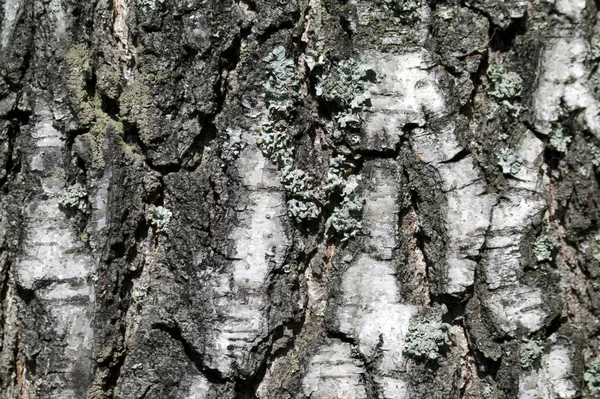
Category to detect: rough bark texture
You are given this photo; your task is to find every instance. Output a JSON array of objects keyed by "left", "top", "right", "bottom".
[{"left": 1, "top": 0, "right": 600, "bottom": 398}]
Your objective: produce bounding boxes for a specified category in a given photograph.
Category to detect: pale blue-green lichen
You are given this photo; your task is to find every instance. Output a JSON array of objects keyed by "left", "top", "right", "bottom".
[
  {"left": 257, "top": 120, "right": 294, "bottom": 168},
  {"left": 281, "top": 167, "right": 314, "bottom": 200},
  {"left": 487, "top": 65, "right": 523, "bottom": 117},
  {"left": 585, "top": 351, "right": 600, "bottom": 396},
  {"left": 325, "top": 156, "right": 364, "bottom": 241},
  {"left": 324, "top": 155, "right": 347, "bottom": 192},
  {"left": 263, "top": 46, "right": 299, "bottom": 116},
  {"left": 580, "top": 231, "right": 600, "bottom": 262},
  {"left": 315, "top": 59, "right": 375, "bottom": 139},
  {"left": 549, "top": 127, "right": 571, "bottom": 153},
  {"left": 259, "top": 47, "right": 319, "bottom": 223},
  {"left": 326, "top": 197, "right": 364, "bottom": 242},
  {"left": 58, "top": 183, "right": 87, "bottom": 209},
  {"left": 221, "top": 127, "right": 247, "bottom": 163},
  {"left": 287, "top": 199, "right": 319, "bottom": 222},
  {"left": 533, "top": 234, "right": 561, "bottom": 262},
  {"left": 384, "top": 0, "right": 421, "bottom": 22},
  {"left": 136, "top": 0, "right": 165, "bottom": 10},
  {"left": 519, "top": 339, "right": 543, "bottom": 369},
  {"left": 589, "top": 144, "right": 600, "bottom": 168},
  {"left": 280, "top": 167, "right": 319, "bottom": 222},
  {"left": 148, "top": 205, "right": 172, "bottom": 231},
  {"left": 403, "top": 317, "right": 451, "bottom": 361},
  {"left": 258, "top": 47, "right": 298, "bottom": 167},
  {"left": 497, "top": 148, "right": 523, "bottom": 175},
  {"left": 592, "top": 38, "right": 600, "bottom": 61}
]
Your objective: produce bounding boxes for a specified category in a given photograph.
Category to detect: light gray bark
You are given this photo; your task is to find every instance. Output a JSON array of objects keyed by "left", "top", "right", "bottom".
[{"left": 0, "top": 0, "right": 599, "bottom": 398}]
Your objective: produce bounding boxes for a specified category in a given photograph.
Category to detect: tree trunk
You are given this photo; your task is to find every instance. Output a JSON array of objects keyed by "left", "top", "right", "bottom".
[{"left": 0, "top": 0, "right": 599, "bottom": 397}]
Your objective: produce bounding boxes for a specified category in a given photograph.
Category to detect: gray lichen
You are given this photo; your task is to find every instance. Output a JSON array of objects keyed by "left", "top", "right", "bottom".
[
  {"left": 548, "top": 127, "right": 571, "bottom": 153},
  {"left": 383, "top": 0, "right": 421, "bottom": 22},
  {"left": 403, "top": 317, "right": 452, "bottom": 361},
  {"left": 519, "top": 339, "right": 543, "bottom": 369},
  {"left": 258, "top": 46, "right": 298, "bottom": 168},
  {"left": 533, "top": 234, "right": 561, "bottom": 262},
  {"left": 487, "top": 65, "right": 523, "bottom": 117},
  {"left": 580, "top": 231, "right": 600, "bottom": 262},
  {"left": 280, "top": 167, "right": 320, "bottom": 222},
  {"left": 258, "top": 47, "right": 320, "bottom": 223},
  {"left": 589, "top": 143, "right": 600, "bottom": 168},
  {"left": 324, "top": 155, "right": 347, "bottom": 192},
  {"left": 263, "top": 46, "right": 299, "bottom": 116},
  {"left": 221, "top": 127, "right": 247, "bottom": 163},
  {"left": 136, "top": 0, "right": 165, "bottom": 10},
  {"left": 497, "top": 148, "right": 523, "bottom": 175},
  {"left": 257, "top": 121, "right": 294, "bottom": 168},
  {"left": 58, "top": 183, "right": 87, "bottom": 209},
  {"left": 326, "top": 196, "right": 364, "bottom": 241},
  {"left": 287, "top": 199, "right": 319, "bottom": 223},
  {"left": 592, "top": 38, "right": 600, "bottom": 61},
  {"left": 315, "top": 59, "right": 375, "bottom": 138},
  {"left": 325, "top": 157, "right": 364, "bottom": 241},
  {"left": 148, "top": 205, "right": 172, "bottom": 231},
  {"left": 280, "top": 167, "right": 314, "bottom": 200},
  {"left": 584, "top": 351, "right": 600, "bottom": 396}
]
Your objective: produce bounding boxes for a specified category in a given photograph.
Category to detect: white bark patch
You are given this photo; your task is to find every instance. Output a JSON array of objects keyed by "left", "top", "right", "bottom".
[
  {"left": 361, "top": 52, "right": 445, "bottom": 151},
  {"left": 302, "top": 341, "right": 369, "bottom": 399},
  {"left": 519, "top": 346, "right": 578, "bottom": 399},
  {"left": 49, "top": 0, "right": 67, "bottom": 41},
  {"left": 533, "top": 38, "right": 600, "bottom": 139},
  {"left": 186, "top": 374, "right": 211, "bottom": 398},
  {"left": 362, "top": 166, "right": 399, "bottom": 260},
  {"left": 14, "top": 103, "right": 94, "bottom": 397},
  {"left": 482, "top": 131, "right": 549, "bottom": 335},
  {"left": 412, "top": 122, "right": 496, "bottom": 294},
  {"left": 235, "top": 130, "right": 280, "bottom": 188},
  {"left": 334, "top": 161, "right": 418, "bottom": 398},
  {"left": 1, "top": 0, "right": 21, "bottom": 49},
  {"left": 205, "top": 142, "right": 290, "bottom": 377},
  {"left": 555, "top": 0, "right": 586, "bottom": 20}
]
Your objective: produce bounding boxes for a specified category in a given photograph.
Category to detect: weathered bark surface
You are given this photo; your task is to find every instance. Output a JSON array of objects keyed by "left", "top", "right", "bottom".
[{"left": 0, "top": 0, "right": 599, "bottom": 398}]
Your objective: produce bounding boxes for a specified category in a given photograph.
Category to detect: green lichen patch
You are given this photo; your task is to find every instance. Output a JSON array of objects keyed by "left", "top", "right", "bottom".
[
  {"left": 136, "top": 0, "right": 165, "bottom": 10},
  {"left": 65, "top": 44, "right": 95, "bottom": 126},
  {"left": 280, "top": 167, "right": 320, "bottom": 223},
  {"left": 257, "top": 120, "right": 294, "bottom": 168},
  {"left": 580, "top": 231, "right": 600, "bottom": 263},
  {"left": 403, "top": 317, "right": 452, "bottom": 361},
  {"left": 326, "top": 192, "right": 364, "bottom": 241},
  {"left": 548, "top": 127, "right": 571, "bottom": 153},
  {"left": 487, "top": 64, "right": 523, "bottom": 117},
  {"left": 258, "top": 46, "right": 297, "bottom": 169},
  {"left": 383, "top": 0, "right": 421, "bottom": 23},
  {"left": 263, "top": 46, "right": 300, "bottom": 116},
  {"left": 221, "top": 128, "right": 247, "bottom": 163},
  {"left": 58, "top": 183, "right": 87, "bottom": 209},
  {"left": 315, "top": 59, "right": 375, "bottom": 141},
  {"left": 497, "top": 148, "right": 523, "bottom": 175},
  {"left": 589, "top": 144, "right": 600, "bottom": 169},
  {"left": 592, "top": 38, "right": 600, "bottom": 62},
  {"left": 148, "top": 205, "right": 172, "bottom": 231},
  {"left": 519, "top": 339, "right": 543, "bottom": 369},
  {"left": 119, "top": 79, "right": 153, "bottom": 145},
  {"left": 585, "top": 352, "right": 600, "bottom": 396},
  {"left": 87, "top": 98, "right": 125, "bottom": 169},
  {"left": 533, "top": 234, "right": 561, "bottom": 262},
  {"left": 96, "top": 65, "right": 123, "bottom": 100},
  {"left": 258, "top": 46, "right": 321, "bottom": 224},
  {"left": 324, "top": 156, "right": 364, "bottom": 241}
]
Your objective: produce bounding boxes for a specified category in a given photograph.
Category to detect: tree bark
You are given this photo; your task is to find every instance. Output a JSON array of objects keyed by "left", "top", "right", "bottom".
[{"left": 0, "top": 0, "right": 599, "bottom": 398}]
